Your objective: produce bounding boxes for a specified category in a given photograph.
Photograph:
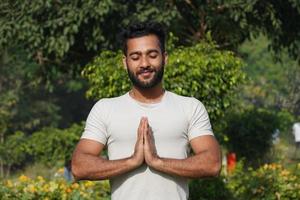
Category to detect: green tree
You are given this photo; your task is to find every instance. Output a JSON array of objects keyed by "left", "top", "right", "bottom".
[
  {"left": 1, "top": 0, "right": 299, "bottom": 83},
  {"left": 0, "top": 48, "right": 61, "bottom": 134},
  {"left": 173, "top": 0, "right": 300, "bottom": 59},
  {"left": 238, "top": 35, "right": 300, "bottom": 115},
  {"left": 0, "top": 0, "right": 178, "bottom": 81},
  {"left": 0, "top": 47, "right": 63, "bottom": 176}
]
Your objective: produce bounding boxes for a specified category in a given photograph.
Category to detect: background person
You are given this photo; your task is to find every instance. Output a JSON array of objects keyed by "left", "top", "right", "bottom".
[{"left": 292, "top": 122, "right": 300, "bottom": 156}]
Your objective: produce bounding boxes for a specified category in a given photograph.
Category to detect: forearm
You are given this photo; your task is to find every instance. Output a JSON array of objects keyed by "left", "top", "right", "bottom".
[
  {"left": 151, "top": 152, "right": 221, "bottom": 179},
  {"left": 71, "top": 153, "right": 138, "bottom": 181}
]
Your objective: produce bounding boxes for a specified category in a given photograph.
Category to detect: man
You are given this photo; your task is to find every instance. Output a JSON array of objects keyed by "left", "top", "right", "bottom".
[
  {"left": 292, "top": 122, "right": 300, "bottom": 155},
  {"left": 71, "top": 22, "right": 221, "bottom": 200}
]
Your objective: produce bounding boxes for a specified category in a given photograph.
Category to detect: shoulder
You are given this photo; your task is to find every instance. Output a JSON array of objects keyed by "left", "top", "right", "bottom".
[
  {"left": 93, "top": 93, "right": 128, "bottom": 107},
  {"left": 167, "top": 91, "right": 205, "bottom": 109},
  {"left": 90, "top": 93, "right": 128, "bottom": 116}
]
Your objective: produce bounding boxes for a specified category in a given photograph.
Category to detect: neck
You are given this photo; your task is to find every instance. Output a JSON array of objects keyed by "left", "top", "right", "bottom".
[{"left": 130, "top": 83, "right": 165, "bottom": 103}]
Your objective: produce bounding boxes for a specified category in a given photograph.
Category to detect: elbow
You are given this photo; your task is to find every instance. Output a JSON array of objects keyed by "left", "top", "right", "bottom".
[
  {"left": 209, "top": 149, "right": 222, "bottom": 177},
  {"left": 201, "top": 160, "right": 221, "bottom": 178},
  {"left": 210, "top": 161, "right": 222, "bottom": 177},
  {"left": 192, "top": 161, "right": 221, "bottom": 179},
  {"left": 71, "top": 161, "right": 85, "bottom": 181}
]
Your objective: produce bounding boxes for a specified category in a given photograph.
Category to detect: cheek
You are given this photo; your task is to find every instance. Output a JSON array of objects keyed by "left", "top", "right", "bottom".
[
  {"left": 126, "top": 60, "right": 137, "bottom": 70},
  {"left": 150, "top": 59, "right": 164, "bottom": 68}
]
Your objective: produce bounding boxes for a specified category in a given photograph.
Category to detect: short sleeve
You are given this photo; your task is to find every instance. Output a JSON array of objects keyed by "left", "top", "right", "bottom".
[
  {"left": 81, "top": 100, "right": 108, "bottom": 145},
  {"left": 188, "top": 98, "right": 214, "bottom": 140}
]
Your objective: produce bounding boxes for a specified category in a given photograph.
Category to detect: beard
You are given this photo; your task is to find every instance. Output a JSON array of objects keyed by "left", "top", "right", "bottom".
[{"left": 127, "top": 64, "right": 164, "bottom": 89}]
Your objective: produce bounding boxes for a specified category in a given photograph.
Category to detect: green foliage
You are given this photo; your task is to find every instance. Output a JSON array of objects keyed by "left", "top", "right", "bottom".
[
  {"left": 188, "top": 162, "right": 300, "bottom": 200},
  {"left": 227, "top": 162, "right": 300, "bottom": 200},
  {"left": 0, "top": 176, "right": 110, "bottom": 200},
  {"left": 173, "top": 0, "right": 300, "bottom": 60},
  {"left": 276, "top": 110, "right": 297, "bottom": 133},
  {"left": 82, "top": 51, "right": 128, "bottom": 99},
  {"left": 223, "top": 108, "right": 280, "bottom": 167},
  {"left": 0, "top": 123, "right": 83, "bottom": 175},
  {"left": 82, "top": 40, "right": 245, "bottom": 123},
  {"left": 0, "top": 132, "right": 28, "bottom": 171},
  {"left": 189, "top": 177, "right": 233, "bottom": 200},
  {"left": 0, "top": 48, "right": 61, "bottom": 135},
  {"left": 1, "top": 162, "right": 299, "bottom": 200},
  {"left": 1, "top": 0, "right": 299, "bottom": 83},
  {"left": 0, "top": 90, "right": 17, "bottom": 137},
  {"left": 27, "top": 123, "right": 83, "bottom": 166},
  {"left": 238, "top": 35, "right": 300, "bottom": 115},
  {"left": 0, "top": 0, "right": 178, "bottom": 80}
]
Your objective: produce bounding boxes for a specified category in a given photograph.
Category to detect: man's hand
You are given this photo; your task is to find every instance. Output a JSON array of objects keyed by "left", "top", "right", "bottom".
[
  {"left": 72, "top": 118, "right": 149, "bottom": 181},
  {"left": 143, "top": 117, "right": 160, "bottom": 167},
  {"left": 140, "top": 117, "right": 221, "bottom": 178},
  {"left": 130, "top": 117, "right": 146, "bottom": 167}
]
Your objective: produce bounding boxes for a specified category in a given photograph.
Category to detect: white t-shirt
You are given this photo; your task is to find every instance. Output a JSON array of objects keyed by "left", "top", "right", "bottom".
[
  {"left": 292, "top": 122, "right": 300, "bottom": 142},
  {"left": 81, "top": 91, "right": 214, "bottom": 200}
]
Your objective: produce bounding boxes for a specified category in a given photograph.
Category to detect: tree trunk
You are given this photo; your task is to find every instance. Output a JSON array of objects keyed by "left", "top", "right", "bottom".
[
  {"left": 6, "top": 165, "right": 11, "bottom": 178},
  {"left": 0, "top": 132, "right": 4, "bottom": 178}
]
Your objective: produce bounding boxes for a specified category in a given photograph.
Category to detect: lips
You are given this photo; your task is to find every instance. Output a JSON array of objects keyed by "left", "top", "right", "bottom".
[{"left": 138, "top": 69, "right": 154, "bottom": 75}]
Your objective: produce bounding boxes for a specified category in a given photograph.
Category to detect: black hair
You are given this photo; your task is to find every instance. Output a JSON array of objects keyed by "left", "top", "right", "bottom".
[{"left": 121, "top": 21, "right": 166, "bottom": 55}]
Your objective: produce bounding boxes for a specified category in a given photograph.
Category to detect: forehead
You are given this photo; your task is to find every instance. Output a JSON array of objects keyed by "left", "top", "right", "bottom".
[{"left": 126, "top": 34, "right": 161, "bottom": 54}]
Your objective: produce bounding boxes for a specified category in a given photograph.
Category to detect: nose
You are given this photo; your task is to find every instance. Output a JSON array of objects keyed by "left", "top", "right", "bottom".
[{"left": 140, "top": 55, "right": 150, "bottom": 68}]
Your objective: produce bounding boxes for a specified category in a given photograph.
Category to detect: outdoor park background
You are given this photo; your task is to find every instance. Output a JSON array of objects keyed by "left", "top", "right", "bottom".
[{"left": 0, "top": 1, "right": 300, "bottom": 199}]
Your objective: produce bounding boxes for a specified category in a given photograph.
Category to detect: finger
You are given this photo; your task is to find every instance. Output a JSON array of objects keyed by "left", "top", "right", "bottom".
[
  {"left": 148, "top": 126, "right": 152, "bottom": 138},
  {"left": 143, "top": 123, "right": 148, "bottom": 144},
  {"left": 144, "top": 134, "right": 149, "bottom": 151},
  {"left": 137, "top": 117, "right": 145, "bottom": 142},
  {"left": 142, "top": 117, "right": 147, "bottom": 135},
  {"left": 138, "top": 117, "right": 143, "bottom": 131},
  {"left": 144, "top": 117, "right": 149, "bottom": 135}
]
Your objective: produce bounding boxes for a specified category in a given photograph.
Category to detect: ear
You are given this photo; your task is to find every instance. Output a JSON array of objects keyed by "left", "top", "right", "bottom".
[
  {"left": 122, "top": 55, "right": 127, "bottom": 70},
  {"left": 163, "top": 51, "right": 168, "bottom": 66}
]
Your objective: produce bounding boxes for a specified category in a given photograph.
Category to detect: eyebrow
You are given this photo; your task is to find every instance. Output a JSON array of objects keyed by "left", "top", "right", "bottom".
[{"left": 128, "top": 49, "right": 160, "bottom": 57}]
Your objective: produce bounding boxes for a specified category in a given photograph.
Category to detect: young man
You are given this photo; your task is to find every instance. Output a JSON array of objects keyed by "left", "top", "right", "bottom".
[{"left": 71, "top": 22, "right": 221, "bottom": 200}]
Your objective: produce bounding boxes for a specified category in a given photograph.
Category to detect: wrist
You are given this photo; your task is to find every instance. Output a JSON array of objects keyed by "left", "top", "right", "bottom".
[
  {"left": 128, "top": 155, "right": 143, "bottom": 169},
  {"left": 149, "top": 155, "right": 162, "bottom": 169}
]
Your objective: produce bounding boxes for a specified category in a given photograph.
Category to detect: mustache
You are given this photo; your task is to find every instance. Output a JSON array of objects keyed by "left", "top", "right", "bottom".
[{"left": 137, "top": 67, "right": 155, "bottom": 75}]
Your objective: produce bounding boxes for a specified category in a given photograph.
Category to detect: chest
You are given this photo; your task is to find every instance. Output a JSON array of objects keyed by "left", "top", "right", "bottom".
[{"left": 107, "top": 107, "right": 188, "bottom": 144}]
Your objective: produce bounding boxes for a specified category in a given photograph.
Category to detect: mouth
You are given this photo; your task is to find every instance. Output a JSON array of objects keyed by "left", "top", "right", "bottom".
[{"left": 138, "top": 69, "right": 155, "bottom": 77}]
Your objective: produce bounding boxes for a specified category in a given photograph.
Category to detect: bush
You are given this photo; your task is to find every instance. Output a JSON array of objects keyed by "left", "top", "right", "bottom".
[
  {"left": 0, "top": 175, "right": 110, "bottom": 200},
  {"left": 0, "top": 131, "right": 29, "bottom": 176},
  {"left": 223, "top": 108, "right": 279, "bottom": 167},
  {"left": 0, "top": 123, "right": 84, "bottom": 176},
  {"left": 189, "top": 177, "right": 233, "bottom": 200},
  {"left": 27, "top": 123, "right": 83, "bottom": 166},
  {"left": 188, "top": 162, "right": 300, "bottom": 200},
  {"left": 276, "top": 110, "right": 297, "bottom": 134},
  {"left": 227, "top": 162, "right": 300, "bottom": 200},
  {"left": 1, "top": 162, "right": 299, "bottom": 200}
]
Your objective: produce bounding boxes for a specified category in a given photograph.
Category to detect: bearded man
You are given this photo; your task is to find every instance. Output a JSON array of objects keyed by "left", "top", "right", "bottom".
[{"left": 71, "top": 22, "right": 221, "bottom": 200}]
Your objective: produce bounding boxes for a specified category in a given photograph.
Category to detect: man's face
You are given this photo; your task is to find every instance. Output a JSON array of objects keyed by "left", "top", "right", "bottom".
[{"left": 123, "top": 34, "right": 167, "bottom": 89}]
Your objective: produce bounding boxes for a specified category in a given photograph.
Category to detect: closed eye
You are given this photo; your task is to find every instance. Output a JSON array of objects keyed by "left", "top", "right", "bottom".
[
  {"left": 149, "top": 52, "right": 158, "bottom": 58},
  {"left": 130, "top": 54, "right": 140, "bottom": 60}
]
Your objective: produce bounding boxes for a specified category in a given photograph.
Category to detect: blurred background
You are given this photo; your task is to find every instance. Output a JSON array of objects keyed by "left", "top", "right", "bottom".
[{"left": 0, "top": 0, "right": 300, "bottom": 199}]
